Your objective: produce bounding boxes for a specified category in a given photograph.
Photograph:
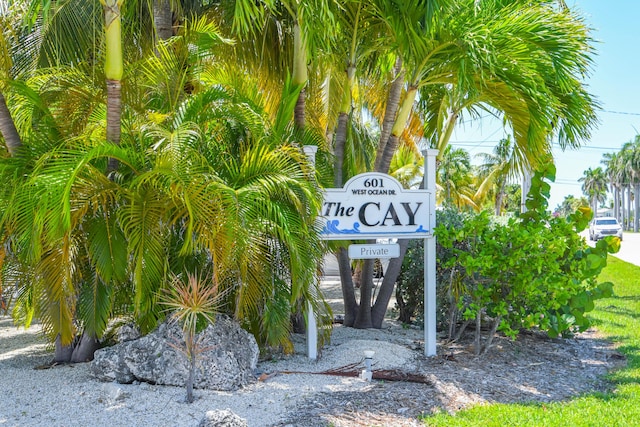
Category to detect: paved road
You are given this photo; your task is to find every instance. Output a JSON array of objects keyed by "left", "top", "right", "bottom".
[{"left": 582, "top": 231, "right": 640, "bottom": 267}]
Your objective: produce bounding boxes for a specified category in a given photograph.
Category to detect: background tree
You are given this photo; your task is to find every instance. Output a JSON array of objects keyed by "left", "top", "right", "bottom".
[
  {"left": 475, "top": 137, "right": 517, "bottom": 216},
  {"left": 621, "top": 137, "right": 640, "bottom": 232},
  {"left": 437, "top": 145, "right": 477, "bottom": 210},
  {"left": 555, "top": 194, "right": 589, "bottom": 218},
  {"left": 579, "top": 166, "right": 608, "bottom": 218},
  {"left": 601, "top": 151, "right": 625, "bottom": 224}
]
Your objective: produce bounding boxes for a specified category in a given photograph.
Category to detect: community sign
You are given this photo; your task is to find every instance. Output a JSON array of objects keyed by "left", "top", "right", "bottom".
[{"left": 319, "top": 172, "right": 431, "bottom": 240}]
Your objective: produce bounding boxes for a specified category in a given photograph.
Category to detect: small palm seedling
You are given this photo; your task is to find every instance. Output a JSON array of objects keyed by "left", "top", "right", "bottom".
[{"left": 161, "top": 271, "right": 226, "bottom": 403}]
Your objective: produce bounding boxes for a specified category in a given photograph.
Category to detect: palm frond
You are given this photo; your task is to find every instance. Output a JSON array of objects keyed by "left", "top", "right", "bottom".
[
  {"left": 77, "top": 271, "right": 113, "bottom": 338},
  {"left": 36, "top": 240, "right": 77, "bottom": 345}
]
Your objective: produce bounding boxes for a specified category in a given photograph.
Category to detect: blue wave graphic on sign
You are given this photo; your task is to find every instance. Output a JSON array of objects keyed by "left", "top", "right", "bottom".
[
  {"left": 321, "top": 221, "right": 430, "bottom": 236},
  {"left": 321, "top": 220, "right": 361, "bottom": 235}
]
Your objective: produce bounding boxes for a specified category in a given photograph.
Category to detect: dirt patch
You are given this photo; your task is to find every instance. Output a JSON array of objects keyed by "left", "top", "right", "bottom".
[
  {"left": 277, "top": 279, "right": 628, "bottom": 426},
  {"left": 278, "top": 327, "right": 625, "bottom": 426}
]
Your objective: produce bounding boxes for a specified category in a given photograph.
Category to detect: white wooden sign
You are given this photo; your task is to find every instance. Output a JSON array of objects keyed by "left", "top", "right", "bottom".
[
  {"left": 319, "top": 173, "right": 431, "bottom": 240},
  {"left": 306, "top": 148, "right": 439, "bottom": 359}
]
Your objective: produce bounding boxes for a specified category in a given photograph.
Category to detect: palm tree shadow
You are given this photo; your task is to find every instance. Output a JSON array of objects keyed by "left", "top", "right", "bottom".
[{"left": 0, "top": 317, "right": 52, "bottom": 367}]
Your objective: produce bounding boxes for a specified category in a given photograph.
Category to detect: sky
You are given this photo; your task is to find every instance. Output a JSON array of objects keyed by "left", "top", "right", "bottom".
[{"left": 449, "top": 0, "right": 640, "bottom": 210}]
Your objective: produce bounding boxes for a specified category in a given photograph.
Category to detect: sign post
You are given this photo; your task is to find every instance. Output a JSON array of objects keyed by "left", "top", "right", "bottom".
[
  {"left": 423, "top": 149, "right": 438, "bottom": 356},
  {"left": 303, "top": 146, "right": 319, "bottom": 360}
]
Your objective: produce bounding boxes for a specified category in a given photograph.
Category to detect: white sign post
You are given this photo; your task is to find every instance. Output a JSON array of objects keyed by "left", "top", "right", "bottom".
[
  {"left": 423, "top": 149, "right": 438, "bottom": 357},
  {"left": 303, "top": 146, "right": 319, "bottom": 360}
]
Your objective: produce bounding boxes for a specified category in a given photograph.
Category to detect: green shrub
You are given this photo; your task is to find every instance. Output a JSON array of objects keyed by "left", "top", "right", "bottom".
[
  {"left": 397, "top": 164, "right": 617, "bottom": 354},
  {"left": 396, "top": 208, "right": 466, "bottom": 331}
]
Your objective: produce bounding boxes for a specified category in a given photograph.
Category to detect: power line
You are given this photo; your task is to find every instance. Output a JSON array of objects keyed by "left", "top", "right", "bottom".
[
  {"left": 450, "top": 140, "right": 500, "bottom": 146},
  {"left": 553, "top": 144, "right": 620, "bottom": 151},
  {"left": 450, "top": 141, "right": 622, "bottom": 152},
  {"left": 602, "top": 109, "right": 640, "bottom": 116},
  {"left": 554, "top": 180, "right": 582, "bottom": 186}
]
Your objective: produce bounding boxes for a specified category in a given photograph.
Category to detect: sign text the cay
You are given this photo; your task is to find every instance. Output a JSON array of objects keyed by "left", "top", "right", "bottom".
[{"left": 322, "top": 201, "right": 423, "bottom": 227}]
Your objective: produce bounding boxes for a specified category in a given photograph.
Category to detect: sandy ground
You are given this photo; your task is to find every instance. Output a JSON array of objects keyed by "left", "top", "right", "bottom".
[{"left": 0, "top": 253, "right": 628, "bottom": 426}]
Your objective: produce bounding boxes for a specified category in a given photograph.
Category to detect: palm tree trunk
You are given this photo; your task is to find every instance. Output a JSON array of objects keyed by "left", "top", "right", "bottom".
[
  {"left": 495, "top": 181, "right": 506, "bottom": 216},
  {"left": 370, "top": 239, "right": 410, "bottom": 328},
  {"left": 333, "top": 112, "right": 348, "bottom": 186},
  {"left": 376, "top": 86, "right": 418, "bottom": 174},
  {"left": 374, "top": 57, "right": 404, "bottom": 170},
  {"left": 620, "top": 186, "right": 627, "bottom": 230},
  {"left": 613, "top": 184, "right": 619, "bottom": 221},
  {"left": 337, "top": 248, "right": 358, "bottom": 327},
  {"left": 354, "top": 258, "right": 374, "bottom": 328},
  {"left": 102, "top": 0, "right": 124, "bottom": 173},
  {"left": 627, "top": 185, "right": 632, "bottom": 230},
  {"left": 106, "top": 79, "right": 121, "bottom": 171},
  {"left": 54, "top": 334, "right": 74, "bottom": 363},
  {"left": 294, "top": 87, "right": 306, "bottom": 130},
  {"left": 436, "top": 110, "right": 459, "bottom": 160},
  {"left": 70, "top": 331, "right": 100, "bottom": 362},
  {"left": 0, "top": 91, "right": 22, "bottom": 156},
  {"left": 618, "top": 186, "right": 623, "bottom": 223},
  {"left": 633, "top": 182, "right": 640, "bottom": 233},
  {"left": 333, "top": 61, "right": 356, "bottom": 187},
  {"left": 153, "top": 0, "right": 173, "bottom": 43},
  {"left": 292, "top": 19, "right": 307, "bottom": 130}
]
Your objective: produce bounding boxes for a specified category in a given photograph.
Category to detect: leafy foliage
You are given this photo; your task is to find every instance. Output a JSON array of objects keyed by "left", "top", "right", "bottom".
[
  {"left": 398, "top": 164, "right": 617, "bottom": 354},
  {"left": 0, "top": 57, "right": 329, "bottom": 354},
  {"left": 0, "top": 0, "right": 600, "bottom": 356}
]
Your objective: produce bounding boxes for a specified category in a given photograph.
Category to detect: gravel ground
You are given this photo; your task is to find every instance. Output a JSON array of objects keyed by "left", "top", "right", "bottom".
[
  {"left": 0, "top": 313, "right": 424, "bottom": 427},
  {"left": 0, "top": 273, "right": 626, "bottom": 426}
]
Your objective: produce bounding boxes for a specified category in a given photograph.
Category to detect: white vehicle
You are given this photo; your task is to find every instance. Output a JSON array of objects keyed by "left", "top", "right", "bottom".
[{"left": 589, "top": 216, "right": 623, "bottom": 241}]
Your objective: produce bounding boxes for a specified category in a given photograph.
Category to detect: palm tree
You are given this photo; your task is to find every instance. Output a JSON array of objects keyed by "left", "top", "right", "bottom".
[
  {"left": 602, "top": 151, "right": 625, "bottom": 224},
  {"left": 623, "top": 138, "right": 640, "bottom": 232},
  {"left": 579, "top": 167, "right": 608, "bottom": 218},
  {"left": 438, "top": 145, "right": 477, "bottom": 210},
  {"left": 417, "top": 0, "right": 597, "bottom": 179},
  {"left": 365, "top": 0, "right": 597, "bottom": 329},
  {"left": 475, "top": 137, "right": 517, "bottom": 215},
  {"left": 2, "top": 71, "right": 328, "bottom": 360},
  {"left": 230, "top": 0, "right": 338, "bottom": 130},
  {"left": 0, "top": 6, "right": 23, "bottom": 155}
]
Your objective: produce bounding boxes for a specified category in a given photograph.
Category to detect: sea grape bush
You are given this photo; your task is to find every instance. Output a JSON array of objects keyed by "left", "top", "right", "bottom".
[
  {"left": 397, "top": 164, "right": 617, "bottom": 353},
  {"left": 396, "top": 208, "right": 466, "bottom": 329}
]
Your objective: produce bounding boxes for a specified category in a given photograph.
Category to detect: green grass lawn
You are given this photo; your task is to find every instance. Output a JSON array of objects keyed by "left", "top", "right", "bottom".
[{"left": 422, "top": 256, "right": 640, "bottom": 427}]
